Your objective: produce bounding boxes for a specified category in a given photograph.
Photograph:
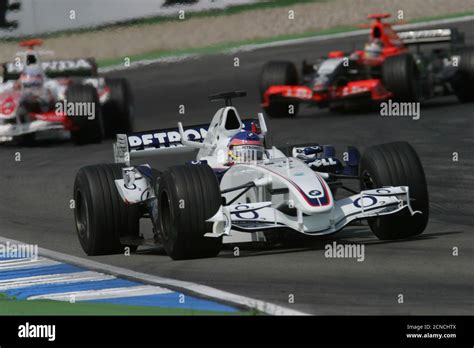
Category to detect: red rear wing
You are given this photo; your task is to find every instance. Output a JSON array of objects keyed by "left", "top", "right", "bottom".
[
  {"left": 367, "top": 14, "right": 404, "bottom": 49},
  {"left": 368, "top": 13, "right": 391, "bottom": 21},
  {"left": 19, "top": 39, "right": 44, "bottom": 49}
]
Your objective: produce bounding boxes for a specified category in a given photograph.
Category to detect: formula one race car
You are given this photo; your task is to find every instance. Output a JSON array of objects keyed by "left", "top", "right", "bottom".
[
  {"left": 0, "top": 39, "right": 133, "bottom": 144},
  {"left": 260, "top": 13, "right": 474, "bottom": 117},
  {"left": 73, "top": 91, "right": 429, "bottom": 260}
]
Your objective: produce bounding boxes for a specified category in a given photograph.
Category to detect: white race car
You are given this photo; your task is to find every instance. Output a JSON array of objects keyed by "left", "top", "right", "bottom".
[
  {"left": 0, "top": 39, "right": 133, "bottom": 145},
  {"left": 73, "top": 91, "right": 429, "bottom": 260}
]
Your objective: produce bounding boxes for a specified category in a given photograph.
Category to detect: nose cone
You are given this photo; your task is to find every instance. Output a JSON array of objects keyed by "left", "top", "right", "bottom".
[
  {"left": 289, "top": 168, "right": 334, "bottom": 213},
  {"left": 261, "top": 158, "right": 334, "bottom": 213}
]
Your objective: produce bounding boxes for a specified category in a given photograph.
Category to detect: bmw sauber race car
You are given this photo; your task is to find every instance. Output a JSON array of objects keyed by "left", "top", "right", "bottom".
[
  {"left": 0, "top": 39, "right": 133, "bottom": 144},
  {"left": 73, "top": 91, "right": 429, "bottom": 260},
  {"left": 260, "top": 13, "right": 474, "bottom": 117}
]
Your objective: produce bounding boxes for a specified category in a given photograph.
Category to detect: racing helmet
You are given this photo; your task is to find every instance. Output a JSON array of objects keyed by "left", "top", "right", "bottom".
[
  {"left": 364, "top": 39, "right": 383, "bottom": 58},
  {"left": 228, "top": 131, "right": 264, "bottom": 164},
  {"left": 19, "top": 65, "right": 44, "bottom": 89}
]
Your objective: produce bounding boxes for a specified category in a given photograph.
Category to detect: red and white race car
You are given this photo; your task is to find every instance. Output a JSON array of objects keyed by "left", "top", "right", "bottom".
[
  {"left": 260, "top": 13, "right": 474, "bottom": 117},
  {"left": 0, "top": 39, "right": 133, "bottom": 144}
]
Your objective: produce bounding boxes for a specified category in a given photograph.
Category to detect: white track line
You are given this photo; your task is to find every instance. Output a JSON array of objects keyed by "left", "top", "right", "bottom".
[
  {"left": 0, "top": 237, "right": 308, "bottom": 315},
  {"left": 0, "top": 258, "right": 59, "bottom": 270},
  {"left": 0, "top": 258, "right": 37, "bottom": 266},
  {"left": 28, "top": 285, "right": 173, "bottom": 302},
  {"left": 100, "top": 16, "right": 474, "bottom": 73},
  {"left": 0, "top": 271, "right": 115, "bottom": 291}
]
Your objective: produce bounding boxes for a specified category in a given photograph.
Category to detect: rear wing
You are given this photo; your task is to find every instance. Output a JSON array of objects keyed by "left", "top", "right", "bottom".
[
  {"left": 114, "top": 123, "right": 210, "bottom": 164},
  {"left": 114, "top": 119, "right": 261, "bottom": 165},
  {"left": 2, "top": 58, "right": 98, "bottom": 81},
  {"left": 397, "top": 28, "right": 465, "bottom": 47}
]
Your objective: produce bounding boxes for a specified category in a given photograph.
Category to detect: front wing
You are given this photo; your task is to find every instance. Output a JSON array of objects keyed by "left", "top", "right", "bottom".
[
  {"left": 262, "top": 79, "right": 392, "bottom": 107},
  {"left": 207, "top": 186, "right": 420, "bottom": 237},
  {"left": 0, "top": 119, "right": 66, "bottom": 143}
]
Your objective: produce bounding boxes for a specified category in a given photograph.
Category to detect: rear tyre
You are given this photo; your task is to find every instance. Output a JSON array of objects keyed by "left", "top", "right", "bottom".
[
  {"left": 74, "top": 164, "right": 140, "bottom": 255},
  {"left": 453, "top": 47, "right": 474, "bottom": 103},
  {"left": 103, "top": 78, "right": 134, "bottom": 137},
  {"left": 66, "top": 84, "right": 103, "bottom": 145},
  {"left": 260, "top": 61, "right": 299, "bottom": 118},
  {"left": 382, "top": 53, "right": 421, "bottom": 102},
  {"left": 157, "top": 164, "right": 222, "bottom": 260},
  {"left": 359, "top": 142, "right": 429, "bottom": 240}
]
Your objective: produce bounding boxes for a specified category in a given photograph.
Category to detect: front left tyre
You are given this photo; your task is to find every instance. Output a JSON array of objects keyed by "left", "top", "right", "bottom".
[
  {"left": 359, "top": 141, "right": 429, "bottom": 240},
  {"left": 66, "top": 84, "right": 104, "bottom": 145},
  {"left": 382, "top": 53, "right": 421, "bottom": 102},
  {"left": 74, "top": 163, "right": 140, "bottom": 255}
]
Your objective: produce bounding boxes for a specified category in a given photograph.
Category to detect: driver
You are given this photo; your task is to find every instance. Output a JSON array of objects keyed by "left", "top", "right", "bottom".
[
  {"left": 16, "top": 65, "right": 53, "bottom": 113},
  {"left": 227, "top": 131, "right": 265, "bottom": 165},
  {"left": 18, "top": 65, "right": 45, "bottom": 91},
  {"left": 364, "top": 38, "right": 384, "bottom": 58}
]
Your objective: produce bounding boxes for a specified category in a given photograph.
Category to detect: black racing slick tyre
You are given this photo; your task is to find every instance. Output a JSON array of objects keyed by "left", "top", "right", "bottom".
[
  {"left": 103, "top": 78, "right": 134, "bottom": 137},
  {"left": 359, "top": 142, "right": 429, "bottom": 240},
  {"left": 382, "top": 53, "right": 421, "bottom": 102},
  {"left": 66, "top": 84, "right": 103, "bottom": 145},
  {"left": 453, "top": 47, "right": 474, "bottom": 103},
  {"left": 74, "top": 164, "right": 140, "bottom": 256},
  {"left": 260, "top": 61, "right": 299, "bottom": 118},
  {"left": 157, "top": 164, "right": 222, "bottom": 260}
]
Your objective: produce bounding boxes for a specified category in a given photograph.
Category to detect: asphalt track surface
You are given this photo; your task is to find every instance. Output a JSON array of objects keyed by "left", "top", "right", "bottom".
[{"left": 1, "top": 21, "right": 473, "bottom": 315}]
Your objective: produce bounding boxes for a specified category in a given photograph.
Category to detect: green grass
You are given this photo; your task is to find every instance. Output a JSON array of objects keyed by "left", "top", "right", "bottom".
[
  {"left": 0, "top": 295, "right": 254, "bottom": 315},
  {"left": 0, "top": 293, "right": 13, "bottom": 300},
  {"left": 98, "top": 10, "right": 474, "bottom": 69},
  {"left": 0, "top": 0, "right": 324, "bottom": 42}
]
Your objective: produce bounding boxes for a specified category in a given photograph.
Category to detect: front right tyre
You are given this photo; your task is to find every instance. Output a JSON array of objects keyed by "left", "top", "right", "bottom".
[
  {"left": 156, "top": 164, "right": 222, "bottom": 260},
  {"left": 74, "top": 163, "right": 140, "bottom": 255}
]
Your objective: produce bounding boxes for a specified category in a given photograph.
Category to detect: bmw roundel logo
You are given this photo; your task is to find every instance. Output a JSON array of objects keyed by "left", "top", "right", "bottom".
[
  {"left": 353, "top": 196, "right": 378, "bottom": 208},
  {"left": 309, "top": 190, "right": 321, "bottom": 196}
]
